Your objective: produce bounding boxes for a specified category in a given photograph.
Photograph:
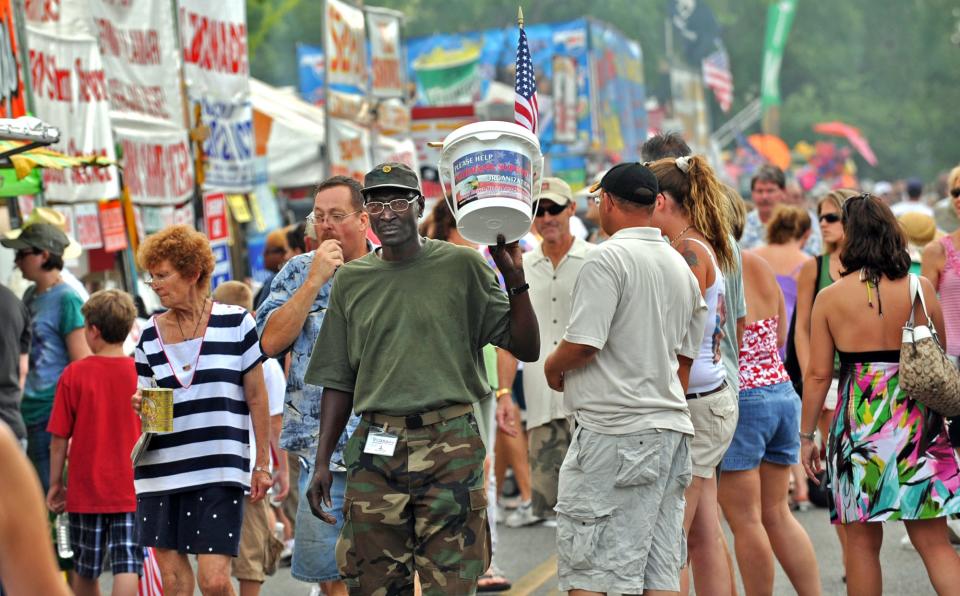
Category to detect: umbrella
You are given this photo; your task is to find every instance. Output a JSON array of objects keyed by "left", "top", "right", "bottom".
[
  {"left": 813, "top": 121, "right": 877, "bottom": 166},
  {"left": 746, "top": 134, "right": 792, "bottom": 170},
  {"left": 0, "top": 139, "right": 114, "bottom": 180}
]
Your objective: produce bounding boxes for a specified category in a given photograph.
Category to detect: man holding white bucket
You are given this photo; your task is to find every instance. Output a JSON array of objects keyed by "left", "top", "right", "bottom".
[
  {"left": 304, "top": 163, "right": 540, "bottom": 595},
  {"left": 498, "top": 177, "right": 595, "bottom": 529},
  {"left": 544, "top": 163, "right": 707, "bottom": 595}
]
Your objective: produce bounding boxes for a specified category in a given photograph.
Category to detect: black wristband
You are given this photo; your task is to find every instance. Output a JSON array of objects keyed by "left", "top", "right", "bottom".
[{"left": 508, "top": 283, "right": 529, "bottom": 296}]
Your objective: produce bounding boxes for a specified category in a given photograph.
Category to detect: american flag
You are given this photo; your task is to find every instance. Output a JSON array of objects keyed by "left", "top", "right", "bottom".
[
  {"left": 514, "top": 27, "right": 539, "bottom": 134},
  {"left": 139, "top": 547, "right": 163, "bottom": 595},
  {"left": 702, "top": 47, "right": 734, "bottom": 112}
]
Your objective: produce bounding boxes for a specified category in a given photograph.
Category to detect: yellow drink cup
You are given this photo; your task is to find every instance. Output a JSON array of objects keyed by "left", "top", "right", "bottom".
[{"left": 140, "top": 388, "right": 174, "bottom": 433}]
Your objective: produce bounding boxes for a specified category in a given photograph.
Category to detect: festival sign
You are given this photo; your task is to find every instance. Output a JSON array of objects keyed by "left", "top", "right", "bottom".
[
  {"left": 90, "top": 0, "right": 186, "bottom": 129},
  {"left": 26, "top": 30, "right": 120, "bottom": 201},
  {"left": 116, "top": 125, "right": 194, "bottom": 205},
  {"left": 203, "top": 192, "right": 228, "bottom": 242},
  {"left": 296, "top": 44, "right": 324, "bottom": 105},
  {"left": 98, "top": 199, "right": 128, "bottom": 252},
  {"left": 327, "top": 117, "right": 371, "bottom": 182},
  {"left": 210, "top": 240, "right": 231, "bottom": 289},
  {"left": 552, "top": 55, "right": 577, "bottom": 144},
  {"left": 174, "top": 200, "right": 195, "bottom": 227},
  {"left": 365, "top": 7, "right": 403, "bottom": 98},
  {"left": 0, "top": 0, "right": 25, "bottom": 118},
  {"left": 74, "top": 202, "right": 103, "bottom": 249},
  {"left": 23, "top": 0, "right": 97, "bottom": 39},
  {"left": 178, "top": 0, "right": 254, "bottom": 191},
  {"left": 377, "top": 98, "right": 410, "bottom": 136},
  {"left": 374, "top": 136, "right": 418, "bottom": 172},
  {"left": 324, "top": 0, "right": 366, "bottom": 92},
  {"left": 451, "top": 148, "right": 532, "bottom": 210}
]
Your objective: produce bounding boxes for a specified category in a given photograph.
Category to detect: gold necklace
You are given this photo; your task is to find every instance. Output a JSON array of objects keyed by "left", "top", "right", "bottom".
[{"left": 670, "top": 225, "right": 694, "bottom": 247}]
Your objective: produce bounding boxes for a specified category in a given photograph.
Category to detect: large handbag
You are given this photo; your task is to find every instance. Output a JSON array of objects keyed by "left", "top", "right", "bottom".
[{"left": 899, "top": 274, "right": 960, "bottom": 416}]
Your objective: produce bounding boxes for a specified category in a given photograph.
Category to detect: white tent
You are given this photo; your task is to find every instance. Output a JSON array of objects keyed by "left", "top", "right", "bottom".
[{"left": 250, "top": 78, "right": 326, "bottom": 189}]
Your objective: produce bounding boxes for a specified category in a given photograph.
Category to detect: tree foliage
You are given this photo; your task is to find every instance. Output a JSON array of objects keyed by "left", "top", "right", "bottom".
[{"left": 247, "top": 0, "right": 960, "bottom": 181}]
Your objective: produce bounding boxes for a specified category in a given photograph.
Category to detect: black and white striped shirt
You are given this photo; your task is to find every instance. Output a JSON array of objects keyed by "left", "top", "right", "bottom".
[{"left": 134, "top": 303, "right": 263, "bottom": 496}]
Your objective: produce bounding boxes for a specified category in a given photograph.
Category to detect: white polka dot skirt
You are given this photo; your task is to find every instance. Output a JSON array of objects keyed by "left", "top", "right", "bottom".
[{"left": 136, "top": 485, "right": 245, "bottom": 556}]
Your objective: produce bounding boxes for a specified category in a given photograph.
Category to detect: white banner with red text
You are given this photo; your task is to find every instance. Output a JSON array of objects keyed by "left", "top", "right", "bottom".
[
  {"left": 324, "top": 0, "right": 366, "bottom": 92},
  {"left": 115, "top": 125, "right": 194, "bottom": 206},
  {"left": 25, "top": 29, "right": 120, "bottom": 201},
  {"left": 365, "top": 7, "right": 403, "bottom": 99},
  {"left": 327, "top": 117, "right": 371, "bottom": 183},
  {"left": 90, "top": 0, "right": 186, "bottom": 129}
]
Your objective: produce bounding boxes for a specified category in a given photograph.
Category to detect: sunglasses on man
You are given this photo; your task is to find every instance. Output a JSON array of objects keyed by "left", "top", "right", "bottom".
[{"left": 535, "top": 203, "right": 567, "bottom": 217}]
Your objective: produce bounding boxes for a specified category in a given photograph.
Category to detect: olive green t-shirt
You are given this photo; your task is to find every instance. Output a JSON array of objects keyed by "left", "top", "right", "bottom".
[{"left": 304, "top": 239, "right": 512, "bottom": 416}]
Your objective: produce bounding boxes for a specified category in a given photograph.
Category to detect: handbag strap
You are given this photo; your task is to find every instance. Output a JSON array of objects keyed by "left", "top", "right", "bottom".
[{"left": 907, "top": 273, "right": 935, "bottom": 329}]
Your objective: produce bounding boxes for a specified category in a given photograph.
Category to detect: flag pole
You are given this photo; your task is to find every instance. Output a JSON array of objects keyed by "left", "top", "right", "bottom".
[{"left": 518, "top": 6, "right": 523, "bottom": 29}]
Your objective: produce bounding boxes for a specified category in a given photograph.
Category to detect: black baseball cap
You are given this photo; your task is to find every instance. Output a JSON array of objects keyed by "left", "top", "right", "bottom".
[
  {"left": 588, "top": 162, "right": 659, "bottom": 204},
  {"left": 362, "top": 162, "right": 421, "bottom": 194},
  {"left": 0, "top": 222, "right": 69, "bottom": 255}
]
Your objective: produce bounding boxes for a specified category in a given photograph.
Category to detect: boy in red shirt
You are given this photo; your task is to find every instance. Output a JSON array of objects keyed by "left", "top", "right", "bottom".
[{"left": 46, "top": 289, "right": 141, "bottom": 596}]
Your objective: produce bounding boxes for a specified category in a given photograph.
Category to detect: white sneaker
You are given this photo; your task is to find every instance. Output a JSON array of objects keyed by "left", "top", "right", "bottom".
[
  {"left": 506, "top": 501, "right": 543, "bottom": 528},
  {"left": 542, "top": 518, "right": 558, "bottom": 528}
]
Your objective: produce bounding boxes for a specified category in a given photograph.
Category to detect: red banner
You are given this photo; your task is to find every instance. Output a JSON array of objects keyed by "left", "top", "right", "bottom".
[
  {"left": 99, "top": 199, "right": 128, "bottom": 252},
  {"left": 203, "top": 192, "right": 228, "bottom": 241}
]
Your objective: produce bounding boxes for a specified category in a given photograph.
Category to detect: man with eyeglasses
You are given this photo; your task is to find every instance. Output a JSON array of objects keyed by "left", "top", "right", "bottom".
[
  {"left": 303, "top": 162, "right": 539, "bottom": 595},
  {"left": 255, "top": 175, "right": 371, "bottom": 595},
  {"left": 497, "top": 177, "right": 594, "bottom": 529}
]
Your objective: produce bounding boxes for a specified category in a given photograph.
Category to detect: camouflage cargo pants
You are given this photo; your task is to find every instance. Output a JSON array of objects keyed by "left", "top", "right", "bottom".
[
  {"left": 337, "top": 409, "right": 490, "bottom": 595},
  {"left": 528, "top": 418, "right": 572, "bottom": 519}
]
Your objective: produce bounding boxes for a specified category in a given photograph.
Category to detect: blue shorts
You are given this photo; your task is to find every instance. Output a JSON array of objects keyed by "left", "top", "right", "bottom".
[
  {"left": 69, "top": 512, "right": 142, "bottom": 578},
  {"left": 721, "top": 381, "right": 801, "bottom": 471},
  {"left": 292, "top": 460, "right": 346, "bottom": 583}
]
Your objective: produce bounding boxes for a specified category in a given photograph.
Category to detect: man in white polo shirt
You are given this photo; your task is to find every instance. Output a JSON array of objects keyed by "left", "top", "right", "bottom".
[
  {"left": 544, "top": 162, "right": 707, "bottom": 595},
  {"left": 498, "top": 177, "right": 595, "bottom": 528}
]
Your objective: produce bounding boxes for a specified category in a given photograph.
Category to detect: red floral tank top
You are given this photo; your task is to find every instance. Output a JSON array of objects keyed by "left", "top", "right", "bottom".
[{"left": 738, "top": 316, "right": 791, "bottom": 390}]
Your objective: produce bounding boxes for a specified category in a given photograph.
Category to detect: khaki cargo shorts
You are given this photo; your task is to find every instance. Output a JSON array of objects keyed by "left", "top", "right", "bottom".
[
  {"left": 555, "top": 426, "right": 692, "bottom": 594},
  {"left": 687, "top": 383, "right": 739, "bottom": 477}
]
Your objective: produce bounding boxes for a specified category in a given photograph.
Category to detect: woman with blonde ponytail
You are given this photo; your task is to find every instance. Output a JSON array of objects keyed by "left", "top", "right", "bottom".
[{"left": 649, "top": 155, "right": 739, "bottom": 595}]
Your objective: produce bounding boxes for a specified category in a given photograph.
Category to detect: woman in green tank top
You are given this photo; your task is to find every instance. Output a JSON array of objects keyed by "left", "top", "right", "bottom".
[{"left": 793, "top": 187, "right": 858, "bottom": 581}]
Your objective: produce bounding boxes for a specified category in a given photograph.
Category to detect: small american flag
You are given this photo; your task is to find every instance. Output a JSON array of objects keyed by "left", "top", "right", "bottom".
[
  {"left": 702, "top": 47, "right": 734, "bottom": 113},
  {"left": 139, "top": 547, "right": 163, "bottom": 595},
  {"left": 514, "top": 27, "right": 539, "bottom": 134}
]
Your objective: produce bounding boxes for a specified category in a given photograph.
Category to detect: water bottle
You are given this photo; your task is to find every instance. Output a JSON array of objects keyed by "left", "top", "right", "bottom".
[{"left": 55, "top": 513, "right": 73, "bottom": 559}]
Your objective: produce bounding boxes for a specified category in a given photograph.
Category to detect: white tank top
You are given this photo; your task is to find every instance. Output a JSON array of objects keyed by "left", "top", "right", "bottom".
[{"left": 685, "top": 238, "right": 727, "bottom": 393}]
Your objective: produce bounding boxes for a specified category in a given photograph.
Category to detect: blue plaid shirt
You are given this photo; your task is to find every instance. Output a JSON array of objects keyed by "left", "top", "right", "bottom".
[{"left": 255, "top": 252, "right": 360, "bottom": 469}]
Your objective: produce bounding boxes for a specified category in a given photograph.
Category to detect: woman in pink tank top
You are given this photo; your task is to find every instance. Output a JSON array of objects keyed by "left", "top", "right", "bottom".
[{"left": 921, "top": 166, "right": 960, "bottom": 359}]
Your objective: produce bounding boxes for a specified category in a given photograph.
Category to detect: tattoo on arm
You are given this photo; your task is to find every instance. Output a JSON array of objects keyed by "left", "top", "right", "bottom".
[{"left": 680, "top": 240, "right": 699, "bottom": 267}]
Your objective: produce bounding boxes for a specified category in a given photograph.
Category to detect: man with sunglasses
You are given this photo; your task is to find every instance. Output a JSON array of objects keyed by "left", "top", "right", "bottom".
[
  {"left": 304, "top": 162, "right": 539, "bottom": 595},
  {"left": 255, "top": 175, "right": 371, "bottom": 595},
  {"left": 498, "top": 177, "right": 594, "bottom": 529}
]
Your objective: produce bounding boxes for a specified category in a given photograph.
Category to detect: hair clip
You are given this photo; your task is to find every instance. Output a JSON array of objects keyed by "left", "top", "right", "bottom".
[{"left": 675, "top": 156, "right": 691, "bottom": 173}]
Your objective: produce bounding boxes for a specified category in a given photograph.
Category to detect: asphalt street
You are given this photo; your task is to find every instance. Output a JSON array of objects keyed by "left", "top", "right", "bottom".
[{"left": 99, "top": 504, "right": 946, "bottom": 595}]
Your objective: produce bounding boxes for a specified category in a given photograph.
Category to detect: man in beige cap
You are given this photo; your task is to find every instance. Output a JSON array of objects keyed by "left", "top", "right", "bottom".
[{"left": 499, "top": 177, "right": 596, "bottom": 528}]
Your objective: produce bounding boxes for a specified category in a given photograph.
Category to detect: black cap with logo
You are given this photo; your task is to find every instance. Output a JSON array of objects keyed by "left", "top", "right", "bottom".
[
  {"left": 0, "top": 223, "right": 69, "bottom": 255},
  {"left": 362, "top": 162, "right": 422, "bottom": 195},
  {"left": 588, "top": 162, "right": 659, "bottom": 204}
]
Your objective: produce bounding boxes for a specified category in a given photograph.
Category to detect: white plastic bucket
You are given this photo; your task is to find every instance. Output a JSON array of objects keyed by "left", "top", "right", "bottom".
[{"left": 437, "top": 121, "right": 543, "bottom": 245}]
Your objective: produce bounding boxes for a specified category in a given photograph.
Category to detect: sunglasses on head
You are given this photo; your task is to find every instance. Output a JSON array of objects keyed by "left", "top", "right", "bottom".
[
  {"left": 951, "top": 188, "right": 960, "bottom": 198},
  {"left": 818, "top": 213, "right": 841, "bottom": 224},
  {"left": 535, "top": 203, "right": 567, "bottom": 217}
]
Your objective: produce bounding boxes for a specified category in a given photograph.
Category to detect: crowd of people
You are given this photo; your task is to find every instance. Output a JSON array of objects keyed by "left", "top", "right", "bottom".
[{"left": 1, "top": 133, "right": 960, "bottom": 596}]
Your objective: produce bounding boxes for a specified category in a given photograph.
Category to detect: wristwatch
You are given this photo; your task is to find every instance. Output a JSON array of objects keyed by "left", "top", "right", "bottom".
[
  {"left": 508, "top": 283, "right": 530, "bottom": 296},
  {"left": 799, "top": 430, "right": 816, "bottom": 441},
  {"left": 254, "top": 465, "right": 271, "bottom": 476}
]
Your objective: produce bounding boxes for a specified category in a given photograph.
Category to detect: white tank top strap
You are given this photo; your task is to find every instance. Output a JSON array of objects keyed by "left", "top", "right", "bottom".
[
  {"left": 682, "top": 236, "right": 727, "bottom": 393},
  {"left": 684, "top": 237, "right": 720, "bottom": 271}
]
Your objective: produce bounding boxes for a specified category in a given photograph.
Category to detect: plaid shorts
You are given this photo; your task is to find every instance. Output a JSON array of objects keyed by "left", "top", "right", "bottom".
[{"left": 68, "top": 512, "right": 143, "bottom": 579}]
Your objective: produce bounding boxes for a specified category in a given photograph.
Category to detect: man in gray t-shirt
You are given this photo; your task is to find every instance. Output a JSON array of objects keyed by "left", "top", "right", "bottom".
[
  {"left": 0, "top": 284, "right": 30, "bottom": 441},
  {"left": 545, "top": 163, "right": 707, "bottom": 594}
]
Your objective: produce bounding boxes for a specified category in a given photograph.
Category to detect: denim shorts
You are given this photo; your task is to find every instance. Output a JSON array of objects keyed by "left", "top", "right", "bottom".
[
  {"left": 721, "top": 380, "right": 801, "bottom": 471},
  {"left": 292, "top": 459, "right": 346, "bottom": 583}
]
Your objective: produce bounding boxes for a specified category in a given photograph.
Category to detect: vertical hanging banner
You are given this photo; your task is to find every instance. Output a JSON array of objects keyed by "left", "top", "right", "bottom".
[
  {"left": 98, "top": 199, "right": 128, "bottom": 252},
  {"left": 90, "top": 0, "right": 186, "bottom": 129},
  {"left": 116, "top": 125, "right": 194, "bottom": 205},
  {"left": 327, "top": 118, "right": 371, "bottom": 182},
  {"left": 0, "top": 0, "right": 26, "bottom": 118},
  {"left": 553, "top": 55, "right": 578, "bottom": 144},
  {"left": 374, "top": 136, "right": 418, "bottom": 172},
  {"left": 178, "top": 0, "right": 254, "bottom": 191},
  {"left": 324, "top": 0, "right": 366, "bottom": 92},
  {"left": 74, "top": 203, "right": 104, "bottom": 249},
  {"left": 203, "top": 192, "right": 228, "bottom": 242},
  {"left": 26, "top": 31, "right": 121, "bottom": 201},
  {"left": 365, "top": 7, "right": 403, "bottom": 99},
  {"left": 760, "top": 0, "right": 798, "bottom": 109}
]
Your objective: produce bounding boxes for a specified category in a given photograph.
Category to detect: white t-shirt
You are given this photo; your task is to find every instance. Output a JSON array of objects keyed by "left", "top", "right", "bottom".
[
  {"left": 563, "top": 227, "right": 707, "bottom": 436},
  {"left": 891, "top": 201, "right": 934, "bottom": 218},
  {"left": 248, "top": 357, "right": 286, "bottom": 474}
]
